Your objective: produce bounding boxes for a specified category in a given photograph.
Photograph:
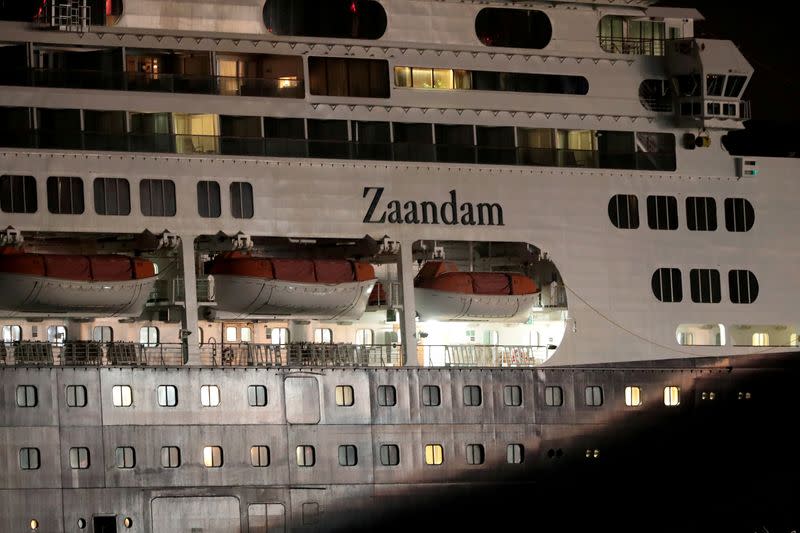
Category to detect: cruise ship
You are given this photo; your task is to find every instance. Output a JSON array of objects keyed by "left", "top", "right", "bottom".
[{"left": 1, "top": 1, "right": 799, "bottom": 531}]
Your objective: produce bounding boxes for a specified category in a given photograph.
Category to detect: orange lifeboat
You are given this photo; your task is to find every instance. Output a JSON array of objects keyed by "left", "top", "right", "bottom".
[
  {"left": 210, "top": 253, "right": 376, "bottom": 320},
  {"left": 0, "top": 248, "right": 156, "bottom": 317},
  {"left": 414, "top": 261, "right": 539, "bottom": 322}
]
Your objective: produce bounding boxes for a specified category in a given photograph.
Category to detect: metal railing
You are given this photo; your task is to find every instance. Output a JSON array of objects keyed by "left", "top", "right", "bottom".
[
  {"left": 420, "top": 344, "right": 551, "bottom": 367},
  {"left": 200, "top": 342, "right": 403, "bottom": 367},
  {"left": 0, "top": 130, "right": 678, "bottom": 172},
  {"left": 599, "top": 37, "right": 667, "bottom": 56}
]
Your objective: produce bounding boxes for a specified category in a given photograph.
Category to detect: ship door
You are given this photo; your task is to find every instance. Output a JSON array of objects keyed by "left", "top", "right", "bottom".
[{"left": 93, "top": 516, "right": 117, "bottom": 533}]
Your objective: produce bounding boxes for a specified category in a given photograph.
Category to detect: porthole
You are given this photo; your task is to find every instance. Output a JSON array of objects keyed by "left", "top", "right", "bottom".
[
  {"left": 77, "top": 518, "right": 87, "bottom": 529},
  {"left": 30, "top": 519, "right": 39, "bottom": 530},
  {"left": 124, "top": 517, "right": 133, "bottom": 528}
]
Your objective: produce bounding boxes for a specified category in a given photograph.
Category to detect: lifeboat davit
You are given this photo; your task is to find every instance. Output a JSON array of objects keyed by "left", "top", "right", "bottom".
[
  {"left": 414, "top": 261, "right": 539, "bottom": 322},
  {"left": 0, "top": 249, "right": 157, "bottom": 317},
  {"left": 210, "top": 254, "right": 376, "bottom": 320}
]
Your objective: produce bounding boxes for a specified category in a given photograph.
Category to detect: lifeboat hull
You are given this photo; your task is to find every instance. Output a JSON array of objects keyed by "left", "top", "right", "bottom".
[
  {"left": 415, "top": 287, "right": 539, "bottom": 322},
  {"left": 0, "top": 273, "right": 156, "bottom": 318},
  {"left": 213, "top": 275, "right": 375, "bottom": 320}
]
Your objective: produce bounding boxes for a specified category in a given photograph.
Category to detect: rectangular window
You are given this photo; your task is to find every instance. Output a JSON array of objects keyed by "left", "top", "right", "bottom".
[
  {"left": 115, "top": 446, "right": 136, "bottom": 469},
  {"left": 335, "top": 385, "right": 354, "bottom": 407},
  {"left": 69, "top": 447, "right": 90, "bottom": 469},
  {"left": 706, "top": 74, "right": 725, "bottom": 96},
  {"left": 201, "top": 385, "right": 220, "bottom": 407},
  {"left": 729, "top": 270, "right": 759, "bottom": 304},
  {"left": 161, "top": 446, "right": 181, "bottom": 468},
  {"left": 544, "top": 386, "right": 563, "bottom": 407},
  {"left": 203, "top": 446, "right": 224, "bottom": 467},
  {"left": 585, "top": 386, "right": 603, "bottom": 406},
  {"left": 230, "top": 182, "right": 254, "bottom": 219},
  {"left": 250, "top": 445, "right": 271, "bottom": 467},
  {"left": 724, "top": 75, "right": 747, "bottom": 97},
  {"left": 507, "top": 444, "right": 524, "bottom": 464},
  {"left": 157, "top": 385, "right": 178, "bottom": 407},
  {"left": 466, "top": 444, "right": 485, "bottom": 465},
  {"left": 93, "top": 178, "right": 131, "bottom": 216},
  {"left": 92, "top": 326, "right": 113, "bottom": 343},
  {"left": 1, "top": 174, "right": 37, "bottom": 213},
  {"left": 652, "top": 268, "right": 682, "bottom": 303},
  {"left": 690, "top": 269, "right": 721, "bottom": 303},
  {"left": 139, "top": 326, "right": 159, "bottom": 347},
  {"left": 314, "top": 328, "right": 333, "bottom": 343},
  {"left": 625, "top": 386, "right": 642, "bottom": 407},
  {"left": 422, "top": 385, "right": 441, "bottom": 406},
  {"left": 355, "top": 329, "right": 374, "bottom": 345},
  {"left": 338, "top": 444, "right": 358, "bottom": 466},
  {"left": 608, "top": 194, "right": 639, "bottom": 229},
  {"left": 19, "top": 447, "right": 40, "bottom": 470},
  {"left": 309, "top": 57, "right": 390, "bottom": 98},
  {"left": 646, "top": 195, "right": 678, "bottom": 230},
  {"left": 425, "top": 444, "right": 444, "bottom": 465},
  {"left": 377, "top": 385, "right": 397, "bottom": 407},
  {"left": 16, "top": 385, "right": 37, "bottom": 407},
  {"left": 248, "top": 385, "right": 268, "bottom": 406},
  {"left": 47, "top": 176, "right": 84, "bottom": 214},
  {"left": 380, "top": 444, "right": 400, "bottom": 466},
  {"left": 664, "top": 386, "right": 680, "bottom": 406},
  {"left": 686, "top": 197, "right": 717, "bottom": 231},
  {"left": 296, "top": 445, "right": 315, "bottom": 467},
  {"left": 140, "top": 179, "right": 176, "bottom": 217},
  {"left": 112, "top": 385, "right": 133, "bottom": 407},
  {"left": 47, "top": 325, "right": 67, "bottom": 346},
  {"left": 724, "top": 198, "right": 755, "bottom": 232},
  {"left": 270, "top": 327, "right": 290, "bottom": 345},
  {"left": 197, "top": 180, "right": 221, "bottom": 218},
  {"left": 66, "top": 385, "right": 87, "bottom": 407},
  {"left": 463, "top": 385, "right": 482, "bottom": 406},
  {"left": 504, "top": 385, "right": 522, "bottom": 407},
  {"left": 2, "top": 325, "right": 22, "bottom": 343}
]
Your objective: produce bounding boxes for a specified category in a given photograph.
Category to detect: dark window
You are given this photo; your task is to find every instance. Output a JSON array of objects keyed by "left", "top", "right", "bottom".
[
  {"left": 504, "top": 385, "right": 522, "bottom": 407},
  {"left": 724, "top": 75, "right": 747, "bottom": 97},
  {"left": 309, "top": 57, "right": 389, "bottom": 98},
  {"left": 463, "top": 385, "right": 482, "bottom": 406},
  {"left": 652, "top": 268, "right": 682, "bottom": 302},
  {"left": 66, "top": 385, "right": 87, "bottom": 407},
  {"left": 19, "top": 447, "right": 40, "bottom": 470},
  {"left": 264, "top": 117, "right": 305, "bottom": 139},
  {"left": 706, "top": 74, "right": 725, "bottom": 97},
  {"left": 47, "top": 176, "right": 84, "bottom": 214},
  {"left": 93, "top": 178, "right": 131, "bottom": 216},
  {"left": 1, "top": 175, "right": 37, "bottom": 213},
  {"left": 646, "top": 195, "right": 678, "bottom": 230},
  {"left": 608, "top": 194, "right": 639, "bottom": 229},
  {"left": 140, "top": 179, "right": 176, "bottom": 217},
  {"left": 157, "top": 385, "right": 178, "bottom": 407},
  {"left": 422, "top": 385, "right": 441, "bottom": 406},
  {"left": 466, "top": 444, "right": 485, "bottom": 465},
  {"left": 338, "top": 445, "right": 358, "bottom": 467},
  {"left": 686, "top": 197, "right": 717, "bottom": 231},
  {"left": 248, "top": 385, "right": 268, "bottom": 407},
  {"left": 544, "top": 386, "right": 562, "bottom": 407},
  {"left": 729, "top": 270, "right": 759, "bottom": 304},
  {"left": 724, "top": 198, "right": 754, "bottom": 232},
  {"left": 585, "top": 386, "right": 603, "bottom": 406},
  {"left": 69, "top": 447, "right": 90, "bottom": 469},
  {"left": 392, "top": 122, "right": 435, "bottom": 162},
  {"left": 161, "top": 446, "right": 181, "bottom": 468},
  {"left": 264, "top": 0, "right": 387, "bottom": 39},
  {"left": 377, "top": 385, "right": 396, "bottom": 407},
  {"left": 16, "top": 385, "right": 37, "bottom": 407},
  {"left": 476, "top": 8, "right": 552, "bottom": 49},
  {"left": 380, "top": 444, "right": 400, "bottom": 466},
  {"left": 354, "top": 121, "right": 391, "bottom": 160},
  {"left": 230, "top": 182, "right": 254, "bottom": 219},
  {"left": 250, "top": 445, "right": 271, "bottom": 467},
  {"left": 470, "top": 70, "right": 588, "bottom": 95},
  {"left": 639, "top": 79, "right": 673, "bottom": 112},
  {"left": 706, "top": 102, "right": 721, "bottom": 115},
  {"left": 507, "top": 444, "right": 524, "bottom": 464},
  {"left": 115, "top": 446, "right": 136, "bottom": 469},
  {"left": 197, "top": 181, "right": 221, "bottom": 218},
  {"left": 690, "top": 269, "right": 721, "bottom": 303}
]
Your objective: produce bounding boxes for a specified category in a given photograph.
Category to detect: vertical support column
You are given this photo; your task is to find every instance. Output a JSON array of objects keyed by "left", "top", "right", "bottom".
[
  {"left": 180, "top": 235, "right": 200, "bottom": 365},
  {"left": 397, "top": 241, "right": 418, "bottom": 366}
]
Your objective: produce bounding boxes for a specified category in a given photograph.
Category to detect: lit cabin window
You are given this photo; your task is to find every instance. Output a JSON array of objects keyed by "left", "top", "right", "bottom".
[
  {"left": 646, "top": 195, "right": 678, "bottom": 230},
  {"left": 92, "top": 326, "right": 113, "bottom": 343},
  {"left": 504, "top": 385, "right": 522, "bottom": 407},
  {"left": 139, "top": 179, "right": 176, "bottom": 217},
  {"left": 230, "top": 182, "right": 254, "bottom": 219},
  {"left": 139, "top": 326, "right": 159, "bottom": 347},
  {"left": 270, "top": 328, "right": 290, "bottom": 344},
  {"left": 296, "top": 445, "right": 315, "bottom": 467},
  {"left": 463, "top": 385, "right": 482, "bottom": 406},
  {"left": 251, "top": 446, "right": 271, "bottom": 467},
  {"left": 585, "top": 386, "right": 603, "bottom": 407},
  {"left": 2, "top": 324, "right": 22, "bottom": 343},
  {"left": 263, "top": 0, "right": 387, "bottom": 40},
  {"left": 466, "top": 444, "right": 485, "bottom": 465},
  {"left": 380, "top": 444, "right": 400, "bottom": 466},
  {"left": 157, "top": 385, "right": 178, "bottom": 407},
  {"left": 544, "top": 386, "right": 563, "bottom": 407},
  {"left": 338, "top": 445, "right": 358, "bottom": 466},
  {"left": 724, "top": 198, "right": 754, "bottom": 232},
  {"left": 729, "top": 270, "right": 759, "bottom": 304},
  {"left": 625, "top": 386, "right": 642, "bottom": 407},
  {"left": 0, "top": 174, "right": 37, "bottom": 213},
  {"left": 314, "top": 328, "right": 333, "bottom": 344},
  {"left": 16, "top": 385, "right": 38, "bottom": 407},
  {"left": 685, "top": 197, "right": 717, "bottom": 231},
  {"left": 355, "top": 329, "right": 373, "bottom": 345},
  {"left": 115, "top": 447, "right": 136, "bottom": 469},
  {"left": 690, "top": 269, "right": 721, "bottom": 303},
  {"left": 752, "top": 333, "right": 769, "bottom": 346},
  {"left": 475, "top": 8, "right": 552, "bottom": 49},
  {"left": 94, "top": 178, "right": 131, "bottom": 216},
  {"left": 66, "top": 385, "right": 87, "bottom": 407},
  {"left": 69, "top": 447, "right": 90, "bottom": 469},
  {"left": 201, "top": 385, "right": 220, "bottom": 407},
  {"left": 507, "top": 444, "right": 524, "bottom": 464},
  {"left": 422, "top": 385, "right": 441, "bottom": 407},
  {"left": 47, "top": 325, "right": 67, "bottom": 346},
  {"left": 335, "top": 385, "right": 354, "bottom": 406},
  {"left": 225, "top": 326, "right": 238, "bottom": 342},
  {"left": 377, "top": 385, "right": 396, "bottom": 407},
  {"left": 608, "top": 194, "right": 639, "bottom": 229},
  {"left": 652, "top": 268, "right": 682, "bottom": 303},
  {"left": 663, "top": 386, "right": 680, "bottom": 406},
  {"left": 161, "top": 446, "right": 181, "bottom": 468},
  {"left": 203, "top": 446, "right": 223, "bottom": 468},
  {"left": 599, "top": 16, "right": 666, "bottom": 56},
  {"left": 173, "top": 113, "right": 219, "bottom": 155},
  {"left": 112, "top": 385, "right": 132, "bottom": 407},
  {"left": 425, "top": 444, "right": 444, "bottom": 465},
  {"left": 240, "top": 327, "right": 252, "bottom": 343},
  {"left": 248, "top": 385, "right": 268, "bottom": 407},
  {"left": 791, "top": 333, "right": 799, "bottom": 347},
  {"left": 47, "top": 176, "right": 84, "bottom": 215},
  {"left": 19, "top": 447, "right": 40, "bottom": 470},
  {"left": 393, "top": 67, "right": 587, "bottom": 96}
]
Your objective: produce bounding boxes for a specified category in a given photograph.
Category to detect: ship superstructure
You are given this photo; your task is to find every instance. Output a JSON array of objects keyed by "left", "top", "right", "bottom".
[{"left": 1, "top": 1, "right": 798, "bottom": 531}]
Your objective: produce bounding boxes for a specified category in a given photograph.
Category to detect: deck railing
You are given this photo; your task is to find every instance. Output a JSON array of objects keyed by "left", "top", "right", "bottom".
[{"left": 420, "top": 344, "right": 551, "bottom": 367}]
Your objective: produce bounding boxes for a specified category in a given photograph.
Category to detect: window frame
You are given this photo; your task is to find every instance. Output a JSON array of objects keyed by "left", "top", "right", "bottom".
[
  {"left": 16, "top": 385, "right": 38, "bottom": 407},
  {"left": 157, "top": 385, "right": 178, "bottom": 407},
  {"left": 0, "top": 174, "right": 37, "bottom": 214},
  {"left": 66, "top": 384, "right": 88, "bottom": 407},
  {"left": 230, "top": 181, "right": 254, "bottom": 219},
  {"left": 379, "top": 444, "right": 400, "bottom": 466},
  {"left": 112, "top": 385, "right": 133, "bottom": 407},
  {"left": 196, "top": 180, "right": 222, "bottom": 218},
  {"left": 463, "top": 385, "right": 482, "bottom": 407},
  {"left": 584, "top": 385, "right": 604, "bottom": 407},
  {"left": 296, "top": 445, "right": 316, "bottom": 467},
  {"left": 200, "top": 384, "right": 221, "bottom": 407},
  {"left": 377, "top": 385, "right": 397, "bottom": 407},
  {"left": 115, "top": 446, "right": 136, "bottom": 469},
  {"left": 250, "top": 445, "right": 271, "bottom": 467},
  {"left": 19, "top": 447, "right": 41, "bottom": 470},
  {"left": 46, "top": 176, "right": 84, "bottom": 215},
  {"left": 504, "top": 385, "right": 523, "bottom": 407},
  {"left": 422, "top": 385, "right": 441, "bottom": 407},
  {"left": 203, "top": 445, "right": 224, "bottom": 468},
  {"left": 248, "top": 385, "right": 268, "bottom": 407},
  {"left": 544, "top": 385, "right": 563, "bottom": 407},
  {"left": 161, "top": 446, "right": 181, "bottom": 468},
  {"left": 338, "top": 444, "right": 358, "bottom": 467},
  {"left": 93, "top": 177, "right": 131, "bottom": 216},
  {"left": 465, "top": 443, "right": 485, "bottom": 465}
]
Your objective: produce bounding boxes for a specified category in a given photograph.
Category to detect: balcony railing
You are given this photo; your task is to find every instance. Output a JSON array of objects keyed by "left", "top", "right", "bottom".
[
  {"left": 420, "top": 344, "right": 552, "bottom": 367},
  {"left": 0, "top": 130, "right": 677, "bottom": 172},
  {"left": 599, "top": 36, "right": 667, "bottom": 56},
  {"left": 1, "top": 68, "right": 305, "bottom": 99}
]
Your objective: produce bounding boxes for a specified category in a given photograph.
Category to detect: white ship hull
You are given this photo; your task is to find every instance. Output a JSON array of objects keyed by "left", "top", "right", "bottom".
[
  {"left": 212, "top": 275, "right": 376, "bottom": 320},
  {"left": 0, "top": 273, "right": 156, "bottom": 318},
  {"left": 415, "top": 287, "right": 538, "bottom": 322}
]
